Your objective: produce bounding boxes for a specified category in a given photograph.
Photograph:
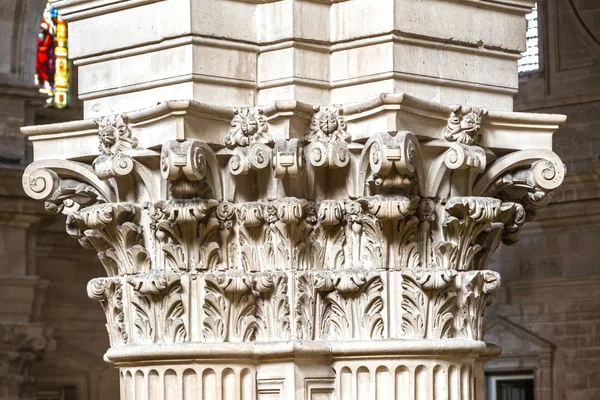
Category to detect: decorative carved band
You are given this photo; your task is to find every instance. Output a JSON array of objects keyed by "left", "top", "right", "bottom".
[{"left": 86, "top": 267, "right": 499, "bottom": 346}]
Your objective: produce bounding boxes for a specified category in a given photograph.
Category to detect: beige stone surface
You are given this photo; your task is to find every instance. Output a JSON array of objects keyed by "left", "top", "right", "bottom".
[
  {"left": 54, "top": 0, "right": 536, "bottom": 117},
  {"left": 20, "top": 88, "right": 565, "bottom": 399}
]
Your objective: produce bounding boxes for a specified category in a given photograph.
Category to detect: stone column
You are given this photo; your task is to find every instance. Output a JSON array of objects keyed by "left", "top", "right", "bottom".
[{"left": 21, "top": 1, "right": 565, "bottom": 399}]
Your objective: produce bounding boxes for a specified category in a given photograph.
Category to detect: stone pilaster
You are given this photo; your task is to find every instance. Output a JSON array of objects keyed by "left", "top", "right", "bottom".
[{"left": 21, "top": 93, "right": 565, "bottom": 399}]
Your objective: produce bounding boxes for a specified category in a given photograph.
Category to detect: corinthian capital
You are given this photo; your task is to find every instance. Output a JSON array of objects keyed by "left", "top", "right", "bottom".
[{"left": 21, "top": 92, "right": 565, "bottom": 399}]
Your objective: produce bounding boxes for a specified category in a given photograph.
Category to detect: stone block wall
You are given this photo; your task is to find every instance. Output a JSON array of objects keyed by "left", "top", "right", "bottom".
[
  {"left": 33, "top": 217, "right": 120, "bottom": 399},
  {"left": 485, "top": 1, "right": 600, "bottom": 399}
]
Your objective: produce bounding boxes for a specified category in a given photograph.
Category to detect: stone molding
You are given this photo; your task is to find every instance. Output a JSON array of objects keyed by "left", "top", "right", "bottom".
[{"left": 21, "top": 92, "right": 565, "bottom": 399}]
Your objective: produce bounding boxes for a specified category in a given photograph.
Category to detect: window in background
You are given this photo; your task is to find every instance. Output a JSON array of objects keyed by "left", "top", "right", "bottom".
[
  {"left": 35, "top": 0, "right": 69, "bottom": 108},
  {"left": 518, "top": 4, "right": 539, "bottom": 74},
  {"left": 486, "top": 374, "right": 535, "bottom": 400}
]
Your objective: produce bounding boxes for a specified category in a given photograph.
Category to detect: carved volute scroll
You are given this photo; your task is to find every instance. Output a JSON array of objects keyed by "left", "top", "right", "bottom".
[{"left": 21, "top": 94, "right": 566, "bottom": 391}]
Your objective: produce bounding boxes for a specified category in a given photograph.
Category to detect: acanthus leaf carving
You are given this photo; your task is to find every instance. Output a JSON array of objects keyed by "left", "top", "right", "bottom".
[
  {"left": 66, "top": 203, "right": 151, "bottom": 276},
  {"left": 253, "top": 272, "right": 291, "bottom": 341},
  {"left": 44, "top": 177, "right": 107, "bottom": 214},
  {"left": 435, "top": 197, "right": 502, "bottom": 270},
  {"left": 127, "top": 270, "right": 187, "bottom": 344},
  {"left": 310, "top": 200, "right": 346, "bottom": 271},
  {"left": 316, "top": 269, "right": 384, "bottom": 340},
  {"left": 20, "top": 96, "right": 567, "bottom": 353},
  {"left": 262, "top": 198, "right": 312, "bottom": 271},
  {"left": 202, "top": 272, "right": 257, "bottom": 342},
  {"left": 343, "top": 200, "right": 386, "bottom": 270},
  {"left": 153, "top": 199, "right": 220, "bottom": 272},
  {"left": 417, "top": 198, "right": 437, "bottom": 268},
  {"left": 295, "top": 272, "right": 317, "bottom": 340},
  {"left": 455, "top": 270, "right": 500, "bottom": 340},
  {"left": 473, "top": 202, "right": 526, "bottom": 270},
  {"left": 87, "top": 277, "right": 128, "bottom": 346},
  {"left": 401, "top": 268, "right": 457, "bottom": 339}
]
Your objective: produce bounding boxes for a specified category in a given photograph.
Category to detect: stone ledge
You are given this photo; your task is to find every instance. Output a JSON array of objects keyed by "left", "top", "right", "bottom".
[{"left": 105, "top": 339, "right": 501, "bottom": 363}]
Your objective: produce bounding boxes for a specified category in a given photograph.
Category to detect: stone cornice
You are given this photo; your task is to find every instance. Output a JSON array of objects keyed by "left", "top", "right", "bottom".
[
  {"left": 22, "top": 93, "right": 565, "bottom": 161},
  {"left": 53, "top": 0, "right": 534, "bottom": 25}
]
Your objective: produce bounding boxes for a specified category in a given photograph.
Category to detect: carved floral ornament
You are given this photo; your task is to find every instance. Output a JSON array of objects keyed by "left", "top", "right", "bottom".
[{"left": 21, "top": 96, "right": 566, "bottom": 348}]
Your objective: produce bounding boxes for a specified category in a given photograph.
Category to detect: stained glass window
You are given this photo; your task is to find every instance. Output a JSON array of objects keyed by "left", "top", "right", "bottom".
[
  {"left": 518, "top": 4, "right": 539, "bottom": 74},
  {"left": 35, "top": 0, "right": 69, "bottom": 108}
]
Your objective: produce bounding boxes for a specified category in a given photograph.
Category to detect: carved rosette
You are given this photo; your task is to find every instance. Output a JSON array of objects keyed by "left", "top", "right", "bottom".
[
  {"left": 21, "top": 97, "right": 565, "bottom": 358},
  {"left": 306, "top": 106, "right": 347, "bottom": 143},
  {"left": 224, "top": 107, "right": 271, "bottom": 148}
]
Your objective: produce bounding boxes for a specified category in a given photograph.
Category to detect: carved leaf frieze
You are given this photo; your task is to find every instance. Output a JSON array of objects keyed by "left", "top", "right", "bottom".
[
  {"left": 202, "top": 272, "right": 257, "bottom": 342},
  {"left": 435, "top": 197, "right": 502, "bottom": 271},
  {"left": 153, "top": 199, "right": 220, "bottom": 272},
  {"left": 254, "top": 272, "right": 291, "bottom": 341}
]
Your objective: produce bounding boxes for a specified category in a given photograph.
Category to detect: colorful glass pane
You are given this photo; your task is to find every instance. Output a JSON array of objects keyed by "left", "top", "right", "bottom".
[{"left": 35, "top": 1, "right": 69, "bottom": 108}]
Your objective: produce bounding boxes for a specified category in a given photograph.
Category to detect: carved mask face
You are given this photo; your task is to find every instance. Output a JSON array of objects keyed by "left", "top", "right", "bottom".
[
  {"left": 240, "top": 117, "right": 259, "bottom": 136},
  {"left": 99, "top": 126, "right": 117, "bottom": 149},
  {"left": 460, "top": 112, "right": 480, "bottom": 133},
  {"left": 319, "top": 114, "right": 339, "bottom": 134}
]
